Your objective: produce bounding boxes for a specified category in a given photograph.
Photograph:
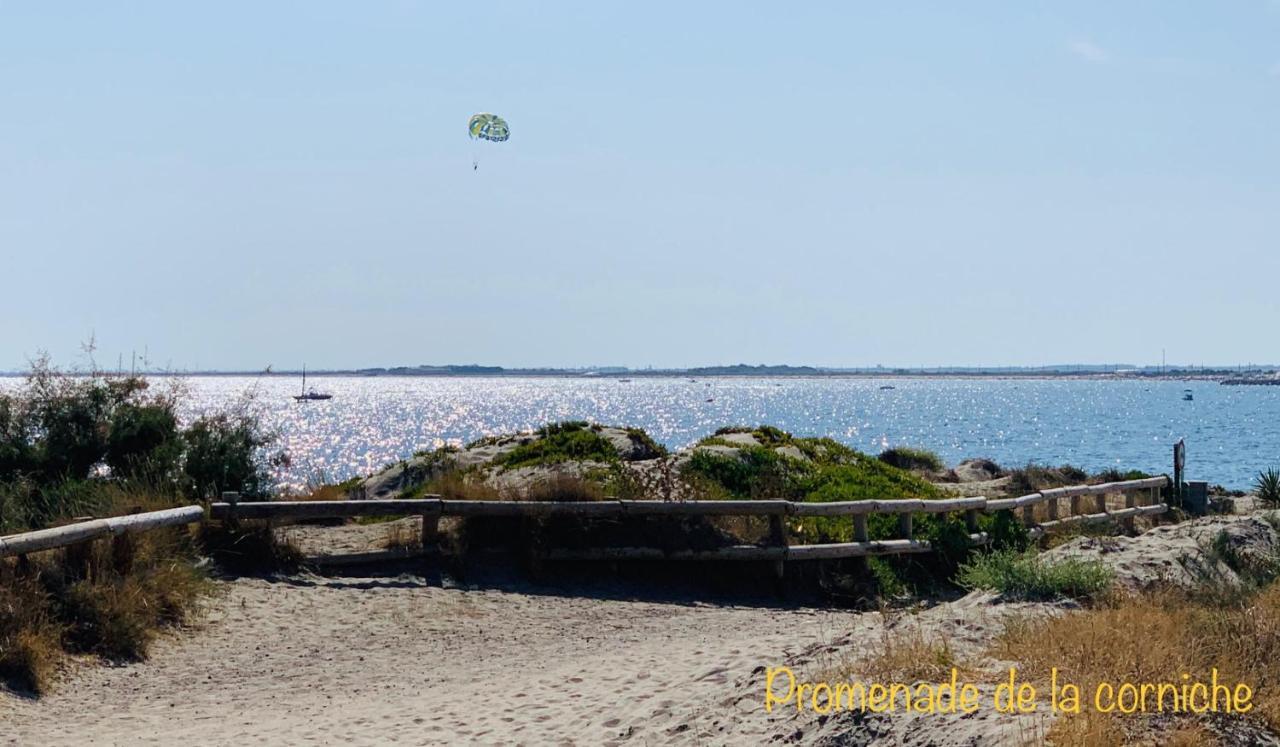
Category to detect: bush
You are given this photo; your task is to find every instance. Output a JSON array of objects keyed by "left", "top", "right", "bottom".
[
  {"left": 957, "top": 549, "right": 1113, "bottom": 601},
  {"left": 1255, "top": 468, "right": 1280, "bottom": 509},
  {"left": 0, "top": 360, "right": 280, "bottom": 527},
  {"left": 182, "top": 413, "right": 276, "bottom": 499},
  {"left": 878, "top": 446, "right": 945, "bottom": 473},
  {"left": 1006, "top": 463, "right": 1089, "bottom": 494},
  {"left": 105, "top": 403, "right": 183, "bottom": 483},
  {"left": 497, "top": 423, "right": 618, "bottom": 470},
  {"left": 980, "top": 509, "right": 1030, "bottom": 553}
]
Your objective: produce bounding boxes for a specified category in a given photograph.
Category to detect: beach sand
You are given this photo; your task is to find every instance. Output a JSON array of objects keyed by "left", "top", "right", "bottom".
[
  {"left": 1, "top": 542, "right": 872, "bottom": 746},
  {"left": 14, "top": 509, "right": 1257, "bottom": 745}
]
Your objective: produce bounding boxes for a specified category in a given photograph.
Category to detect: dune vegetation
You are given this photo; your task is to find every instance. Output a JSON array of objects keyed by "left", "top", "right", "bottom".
[{"left": 0, "top": 361, "right": 278, "bottom": 694}]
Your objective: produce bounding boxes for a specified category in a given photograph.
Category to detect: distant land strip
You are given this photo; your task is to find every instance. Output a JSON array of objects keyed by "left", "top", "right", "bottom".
[{"left": 4, "top": 363, "right": 1279, "bottom": 380}]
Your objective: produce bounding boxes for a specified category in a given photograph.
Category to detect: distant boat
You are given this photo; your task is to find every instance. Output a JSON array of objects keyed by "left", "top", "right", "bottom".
[
  {"left": 617, "top": 378, "right": 632, "bottom": 383},
  {"left": 294, "top": 366, "right": 333, "bottom": 402},
  {"left": 706, "top": 397, "right": 715, "bottom": 402},
  {"left": 880, "top": 385, "right": 896, "bottom": 390},
  {"left": 1183, "top": 389, "right": 1194, "bottom": 401}
]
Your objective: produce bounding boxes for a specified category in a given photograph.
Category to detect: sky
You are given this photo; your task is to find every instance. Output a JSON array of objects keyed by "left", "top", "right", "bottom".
[{"left": 2, "top": 1, "right": 1278, "bottom": 371}]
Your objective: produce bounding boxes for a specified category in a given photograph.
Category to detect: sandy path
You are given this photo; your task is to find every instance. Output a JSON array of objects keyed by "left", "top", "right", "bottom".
[{"left": 3, "top": 570, "right": 862, "bottom": 745}]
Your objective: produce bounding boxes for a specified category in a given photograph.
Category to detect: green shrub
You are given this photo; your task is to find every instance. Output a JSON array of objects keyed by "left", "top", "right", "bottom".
[
  {"left": 957, "top": 549, "right": 1113, "bottom": 601},
  {"left": 684, "top": 446, "right": 810, "bottom": 500},
  {"left": 878, "top": 446, "right": 945, "bottom": 473},
  {"left": 182, "top": 413, "right": 276, "bottom": 499},
  {"left": 624, "top": 427, "right": 668, "bottom": 459},
  {"left": 980, "top": 509, "right": 1031, "bottom": 553},
  {"left": 497, "top": 424, "right": 618, "bottom": 470},
  {"left": 1255, "top": 468, "right": 1280, "bottom": 509},
  {"left": 106, "top": 403, "right": 183, "bottom": 483}
]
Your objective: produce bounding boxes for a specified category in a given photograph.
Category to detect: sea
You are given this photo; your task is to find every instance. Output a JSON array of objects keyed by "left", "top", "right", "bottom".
[{"left": 142, "top": 375, "right": 1279, "bottom": 493}]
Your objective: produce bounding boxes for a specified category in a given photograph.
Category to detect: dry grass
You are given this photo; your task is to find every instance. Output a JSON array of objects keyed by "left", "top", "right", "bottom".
[
  {"left": 0, "top": 492, "right": 213, "bottom": 694},
  {"left": 410, "top": 471, "right": 501, "bottom": 501},
  {"left": 824, "top": 619, "right": 973, "bottom": 685},
  {"left": 378, "top": 520, "right": 422, "bottom": 551},
  {"left": 514, "top": 473, "right": 606, "bottom": 503},
  {"left": 993, "top": 584, "right": 1280, "bottom": 743},
  {"left": 198, "top": 519, "right": 302, "bottom": 575}
]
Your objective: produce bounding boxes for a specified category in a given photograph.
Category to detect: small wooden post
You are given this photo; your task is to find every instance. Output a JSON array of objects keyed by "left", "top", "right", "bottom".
[
  {"left": 1070, "top": 495, "right": 1081, "bottom": 519},
  {"left": 898, "top": 512, "right": 913, "bottom": 540},
  {"left": 1021, "top": 504, "right": 1034, "bottom": 528},
  {"left": 1046, "top": 496, "right": 1058, "bottom": 522},
  {"left": 111, "top": 533, "right": 135, "bottom": 574},
  {"left": 420, "top": 504, "right": 442, "bottom": 553},
  {"left": 768, "top": 513, "right": 787, "bottom": 581},
  {"left": 853, "top": 514, "right": 869, "bottom": 572},
  {"left": 1123, "top": 489, "right": 1136, "bottom": 532},
  {"left": 964, "top": 508, "right": 979, "bottom": 534},
  {"left": 1094, "top": 493, "right": 1106, "bottom": 515}
]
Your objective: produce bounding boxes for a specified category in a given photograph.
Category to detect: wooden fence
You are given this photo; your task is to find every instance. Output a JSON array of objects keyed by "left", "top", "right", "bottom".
[
  {"left": 0, "top": 506, "right": 205, "bottom": 559},
  {"left": 209, "top": 475, "right": 1170, "bottom": 565},
  {"left": 0, "top": 475, "right": 1169, "bottom": 565}
]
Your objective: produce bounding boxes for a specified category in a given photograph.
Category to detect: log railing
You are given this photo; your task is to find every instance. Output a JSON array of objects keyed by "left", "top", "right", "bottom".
[
  {"left": 0, "top": 506, "right": 205, "bottom": 559},
  {"left": 209, "top": 475, "right": 1170, "bottom": 564},
  {"left": 0, "top": 476, "right": 1169, "bottom": 567}
]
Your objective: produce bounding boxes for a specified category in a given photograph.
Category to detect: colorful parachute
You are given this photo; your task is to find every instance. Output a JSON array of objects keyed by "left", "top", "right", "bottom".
[{"left": 468, "top": 113, "right": 510, "bottom": 142}]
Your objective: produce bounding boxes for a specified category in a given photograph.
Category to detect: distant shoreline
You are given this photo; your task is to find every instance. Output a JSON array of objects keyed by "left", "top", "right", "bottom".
[{"left": 0, "top": 369, "right": 1266, "bottom": 382}]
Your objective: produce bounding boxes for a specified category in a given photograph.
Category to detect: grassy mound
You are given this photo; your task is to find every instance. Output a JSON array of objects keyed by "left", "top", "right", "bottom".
[
  {"left": 878, "top": 446, "right": 945, "bottom": 473},
  {"left": 683, "top": 429, "right": 947, "bottom": 545}
]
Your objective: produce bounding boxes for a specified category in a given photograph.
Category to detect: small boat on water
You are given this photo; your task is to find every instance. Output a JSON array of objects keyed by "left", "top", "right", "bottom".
[
  {"left": 880, "top": 385, "right": 896, "bottom": 390},
  {"left": 1183, "top": 389, "right": 1194, "bottom": 401},
  {"left": 293, "top": 367, "right": 333, "bottom": 402},
  {"left": 617, "top": 378, "right": 632, "bottom": 383}
]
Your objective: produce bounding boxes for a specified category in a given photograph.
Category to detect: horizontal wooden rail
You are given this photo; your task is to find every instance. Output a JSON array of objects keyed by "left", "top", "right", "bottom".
[
  {"left": 0, "top": 506, "right": 205, "bottom": 558},
  {"left": 210, "top": 475, "right": 1167, "bottom": 522},
  {"left": 207, "top": 475, "right": 1170, "bottom": 566}
]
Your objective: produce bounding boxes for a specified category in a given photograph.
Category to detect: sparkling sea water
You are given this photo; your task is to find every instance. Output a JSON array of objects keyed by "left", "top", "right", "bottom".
[{"left": 156, "top": 376, "right": 1280, "bottom": 493}]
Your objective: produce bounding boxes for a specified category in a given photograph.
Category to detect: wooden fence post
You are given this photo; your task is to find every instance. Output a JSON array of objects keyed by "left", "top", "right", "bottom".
[
  {"left": 420, "top": 504, "right": 442, "bottom": 553},
  {"left": 853, "top": 514, "right": 869, "bottom": 572},
  {"left": 898, "top": 512, "right": 913, "bottom": 540},
  {"left": 964, "top": 508, "right": 979, "bottom": 534},
  {"left": 768, "top": 513, "right": 787, "bottom": 581},
  {"left": 1123, "top": 489, "right": 1136, "bottom": 532}
]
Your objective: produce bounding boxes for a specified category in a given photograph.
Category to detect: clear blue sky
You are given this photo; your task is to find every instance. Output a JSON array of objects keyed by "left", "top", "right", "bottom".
[{"left": 2, "top": 2, "right": 1277, "bottom": 371}]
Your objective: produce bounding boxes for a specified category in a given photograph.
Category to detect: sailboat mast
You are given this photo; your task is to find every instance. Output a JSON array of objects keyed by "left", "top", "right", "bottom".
[{"left": 301, "top": 365, "right": 306, "bottom": 397}]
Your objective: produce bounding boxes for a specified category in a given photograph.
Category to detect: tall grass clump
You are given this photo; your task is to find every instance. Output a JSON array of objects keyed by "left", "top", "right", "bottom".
[
  {"left": 877, "top": 446, "right": 945, "bottom": 474},
  {"left": 957, "top": 549, "right": 1113, "bottom": 601},
  {"left": 0, "top": 487, "right": 213, "bottom": 693},
  {"left": 1256, "top": 468, "right": 1280, "bottom": 509}
]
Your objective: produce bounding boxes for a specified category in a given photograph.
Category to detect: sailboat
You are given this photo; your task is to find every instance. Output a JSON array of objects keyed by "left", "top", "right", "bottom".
[{"left": 293, "top": 366, "right": 333, "bottom": 402}]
